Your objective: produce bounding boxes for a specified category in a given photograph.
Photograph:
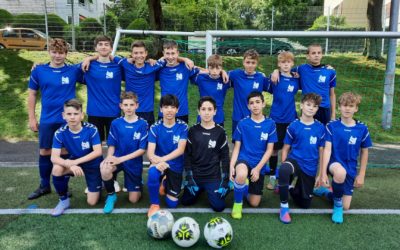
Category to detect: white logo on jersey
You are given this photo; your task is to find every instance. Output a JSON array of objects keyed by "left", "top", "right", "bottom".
[
  {"left": 81, "top": 141, "right": 90, "bottom": 150},
  {"left": 309, "top": 136, "right": 317, "bottom": 145},
  {"left": 318, "top": 75, "right": 326, "bottom": 83},
  {"left": 173, "top": 135, "right": 180, "bottom": 144},
  {"left": 349, "top": 136, "right": 357, "bottom": 145},
  {"left": 260, "top": 132, "right": 269, "bottom": 141},
  {"left": 61, "top": 76, "right": 70, "bottom": 85},
  {"left": 133, "top": 132, "right": 141, "bottom": 140},
  {"left": 217, "top": 83, "right": 223, "bottom": 90},
  {"left": 106, "top": 71, "right": 114, "bottom": 79},
  {"left": 208, "top": 140, "right": 216, "bottom": 148},
  {"left": 252, "top": 81, "right": 259, "bottom": 89},
  {"left": 176, "top": 73, "right": 183, "bottom": 81},
  {"left": 287, "top": 84, "right": 294, "bottom": 92}
]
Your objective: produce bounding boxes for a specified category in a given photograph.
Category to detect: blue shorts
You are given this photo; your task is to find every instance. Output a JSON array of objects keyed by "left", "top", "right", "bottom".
[
  {"left": 39, "top": 122, "right": 64, "bottom": 149},
  {"left": 116, "top": 164, "right": 143, "bottom": 192},
  {"left": 137, "top": 111, "right": 155, "bottom": 127},
  {"left": 81, "top": 166, "right": 102, "bottom": 192},
  {"left": 314, "top": 107, "right": 331, "bottom": 125}
]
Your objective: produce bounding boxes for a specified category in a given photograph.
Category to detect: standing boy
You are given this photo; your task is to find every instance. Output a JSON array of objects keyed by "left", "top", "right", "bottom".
[
  {"left": 181, "top": 96, "right": 230, "bottom": 212},
  {"left": 27, "top": 38, "right": 83, "bottom": 200},
  {"left": 100, "top": 92, "right": 148, "bottom": 214},
  {"left": 230, "top": 91, "right": 277, "bottom": 219},
  {"left": 277, "top": 93, "right": 325, "bottom": 224},
  {"left": 50, "top": 99, "right": 103, "bottom": 216},
  {"left": 314, "top": 92, "right": 372, "bottom": 224},
  {"left": 147, "top": 94, "right": 188, "bottom": 217}
]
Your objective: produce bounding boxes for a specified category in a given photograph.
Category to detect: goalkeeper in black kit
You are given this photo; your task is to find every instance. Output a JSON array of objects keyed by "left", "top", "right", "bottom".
[{"left": 181, "top": 96, "right": 230, "bottom": 212}]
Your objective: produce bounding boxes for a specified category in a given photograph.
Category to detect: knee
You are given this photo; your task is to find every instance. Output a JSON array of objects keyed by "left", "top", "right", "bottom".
[
  {"left": 234, "top": 165, "right": 248, "bottom": 184},
  {"left": 248, "top": 199, "right": 260, "bottom": 207},
  {"left": 333, "top": 167, "right": 347, "bottom": 183},
  {"left": 129, "top": 194, "right": 141, "bottom": 204},
  {"left": 51, "top": 165, "right": 64, "bottom": 176},
  {"left": 87, "top": 199, "right": 98, "bottom": 206}
]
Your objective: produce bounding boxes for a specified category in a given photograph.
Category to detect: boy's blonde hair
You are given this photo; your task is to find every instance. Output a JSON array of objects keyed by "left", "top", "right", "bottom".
[
  {"left": 339, "top": 92, "right": 362, "bottom": 106},
  {"left": 207, "top": 54, "right": 223, "bottom": 68},
  {"left": 120, "top": 91, "right": 138, "bottom": 103},
  {"left": 49, "top": 38, "right": 68, "bottom": 53},
  {"left": 243, "top": 49, "right": 259, "bottom": 61},
  {"left": 277, "top": 51, "right": 294, "bottom": 63}
]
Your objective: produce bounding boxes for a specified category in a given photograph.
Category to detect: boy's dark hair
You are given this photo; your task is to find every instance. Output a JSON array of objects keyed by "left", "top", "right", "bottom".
[
  {"left": 94, "top": 35, "right": 112, "bottom": 47},
  {"left": 306, "top": 43, "right": 322, "bottom": 54},
  {"left": 198, "top": 96, "right": 216, "bottom": 110},
  {"left": 120, "top": 91, "right": 138, "bottom": 103},
  {"left": 131, "top": 40, "right": 147, "bottom": 50},
  {"left": 301, "top": 93, "right": 322, "bottom": 106},
  {"left": 64, "top": 99, "right": 82, "bottom": 111},
  {"left": 247, "top": 91, "right": 264, "bottom": 103},
  {"left": 243, "top": 49, "right": 259, "bottom": 61},
  {"left": 207, "top": 54, "right": 223, "bottom": 68},
  {"left": 339, "top": 92, "right": 362, "bottom": 106},
  {"left": 163, "top": 40, "right": 178, "bottom": 50},
  {"left": 49, "top": 38, "right": 68, "bottom": 53},
  {"left": 160, "top": 94, "right": 179, "bottom": 108}
]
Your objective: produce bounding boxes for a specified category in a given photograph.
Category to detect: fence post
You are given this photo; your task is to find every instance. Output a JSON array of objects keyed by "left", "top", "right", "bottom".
[
  {"left": 43, "top": 0, "right": 49, "bottom": 50},
  {"left": 103, "top": 3, "right": 107, "bottom": 35},
  {"left": 270, "top": 6, "right": 274, "bottom": 56},
  {"left": 325, "top": 6, "right": 330, "bottom": 55},
  {"left": 71, "top": 0, "right": 76, "bottom": 51}
]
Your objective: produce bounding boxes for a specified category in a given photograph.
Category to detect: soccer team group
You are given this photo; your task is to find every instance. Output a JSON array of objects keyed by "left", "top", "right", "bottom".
[{"left": 27, "top": 35, "right": 372, "bottom": 224}]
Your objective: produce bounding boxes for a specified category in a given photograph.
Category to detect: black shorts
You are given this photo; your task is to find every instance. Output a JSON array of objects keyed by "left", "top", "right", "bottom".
[
  {"left": 274, "top": 123, "right": 290, "bottom": 150},
  {"left": 314, "top": 107, "right": 331, "bottom": 125},
  {"left": 88, "top": 116, "right": 118, "bottom": 142},
  {"left": 137, "top": 111, "right": 155, "bottom": 127},
  {"left": 163, "top": 169, "right": 183, "bottom": 198},
  {"left": 285, "top": 159, "right": 315, "bottom": 203},
  {"left": 235, "top": 160, "right": 265, "bottom": 195}
]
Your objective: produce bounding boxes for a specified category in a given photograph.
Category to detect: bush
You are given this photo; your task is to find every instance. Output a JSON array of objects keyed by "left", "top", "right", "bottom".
[
  {"left": 0, "top": 9, "right": 13, "bottom": 28},
  {"left": 12, "top": 13, "right": 66, "bottom": 38},
  {"left": 127, "top": 18, "right": 148, "bottom": 30},
  {"left": 100, "top": 12, "right": 118, "bottom": 37}
]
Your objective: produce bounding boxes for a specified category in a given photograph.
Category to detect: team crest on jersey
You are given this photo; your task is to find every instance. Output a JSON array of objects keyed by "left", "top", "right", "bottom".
[
  {"left": 176, "top": 73, "right": 183, "bottom": 81},
  {"left": 318, "top": 75, "right": 326, "bottom": 83},
  {"left": 133, "top": 132, "right": 141, "bottom": 140},
  {"left": 106, "top": 71, "right": 114, "bottom": 79},
  {"left": 217, "top": 83, "right": 223, "bottom": 90},
  {"left": 287, "top": 84, "right": 294, "bottom": 92},
  {"left": 348, "top": 136, "right": 357, "bottom": 145},
  {"left": 260, "top": 132, "right": 269, "bottom": 141},
  {"left": 208, "top": 140, "right": 216, "bottom": 148},
  {"left": 173, "top": 135, "right": 180, "bottom": 144},
  {"left": 252, "top": 81, "right": 259, "bottom": 89},
  {"left": 81, "top": 141, "right": 90, "bottom": 150},
  {"left": 309, "top": 136, "right": 317, "bottom": 144},
  {"left": 61, "top": 76, "right": 70, "bottom": 85}
]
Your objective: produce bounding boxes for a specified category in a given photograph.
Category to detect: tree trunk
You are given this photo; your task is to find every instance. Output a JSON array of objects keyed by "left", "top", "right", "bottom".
[
  {"left": 147, "top": 0, "right": 163, "bottom": 58},
  {"left": 365, "top": 0, "right": 384, "bottom": 60}
]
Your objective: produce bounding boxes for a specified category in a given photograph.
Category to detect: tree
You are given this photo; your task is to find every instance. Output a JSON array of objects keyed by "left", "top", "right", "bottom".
[
  {"left": 147, "top": 0, "right": 163, "bottom": 57},
  {"left": 364, "top": 0, "right": 384, "bottom": 60}
]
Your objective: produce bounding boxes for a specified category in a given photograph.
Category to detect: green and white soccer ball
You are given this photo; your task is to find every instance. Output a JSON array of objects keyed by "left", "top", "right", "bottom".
[
  {"left": 147, "top": 210, "right": 174, "bottom": 239},
  {"left": 171, "top": 217, "right": 200, "bottom": 247},
  {"left": 204, "top": 217, "right": 233, "bottom": 248}
]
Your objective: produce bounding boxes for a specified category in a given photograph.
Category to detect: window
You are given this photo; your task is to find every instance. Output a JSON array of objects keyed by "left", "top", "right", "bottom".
[
  {"left": 3, "top": 30, "right": 18, "bottom": 38},
  {"left": 21, "top": 30, "right": 36, "bottom": 39},
  {"left": 79, "top": 0, "right": 85, "bottom": 6}
]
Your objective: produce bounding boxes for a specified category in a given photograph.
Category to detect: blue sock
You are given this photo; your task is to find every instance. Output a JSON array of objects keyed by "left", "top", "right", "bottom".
[
  {"left": 147, "top": 167, "right": 161, "bottom": 205},
  {"left": 53, "top": 175, "right": 68, "bottom": 200},
  {"left": 332, "top": 180, "right": 344, "bottom": 207},
  {"left": 233, "top": 181, "right": 246, "bottom": 204},
  {"left": 165, "top": 196, "right": 178, "bottom": 208},
  {"left": 39, "top": 155, "right": 52, "bottom": 188}
]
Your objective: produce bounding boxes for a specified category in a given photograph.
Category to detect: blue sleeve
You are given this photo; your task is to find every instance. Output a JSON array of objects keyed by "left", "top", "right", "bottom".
[
  {"left": 52, "top": 131, "right": 63, "bottom": 149},
  {"left": 329, "top": 70, "right": 337, "bottom": 88},
  {"left": 179, "top": 124, "right": 189, "bottom": 140},
  {"left": 325, "top": 125, "right": 333, "bottom": 142},
  {"left": 228, "top": 70, "right": 236, "bottom": 88},
  {"left": 148, "top": 126, "right": 157, "bottom": 143},
  {"left": 139, "top": 122, "right": 148, "bottom": 150},
  {"left": 232, "top": 122, "right": 242, "bottom": 142},
  {"left": 91, "top": 127, "right": 101, "bottom": 146},
  {"left": 28, "top": 69, "right": 40, "bottom": 90},
  {"left": 283, "top": 124, "right": 294, "bottom": 145},
  {"left": 361, "top": 126, "right": 372, "bottom": 148},
  {"left": 263, "top": 75, "right": 271, "bottom": 92},
  {"left": 318, "top": 127, "right": 326, "bottom": 147},
  {"left": 266, "top": 75, "right": 273, "bottom": 94},
  {"left": 268, "top": 122, "right": 278, "bottom": 143},
  {"left": 107, "top": 122, "right": 118, "bottom": 147},
  {"left": 74, "top": 63, "right": 84, "bottom": 83},
  {"left": 191, "top": 73, "right": 200, "bottom": 86}
]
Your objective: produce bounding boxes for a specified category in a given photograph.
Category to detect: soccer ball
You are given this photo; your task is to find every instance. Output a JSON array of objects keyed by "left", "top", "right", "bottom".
[
  {"left": 171, "top": 217, "right": 200, "bottom": 247},
  {"left": 147, "top": 210, "right": 174, "bottom": 239},
  {"left": 204, "top": 217, "right": 233, "bottom": 248}
]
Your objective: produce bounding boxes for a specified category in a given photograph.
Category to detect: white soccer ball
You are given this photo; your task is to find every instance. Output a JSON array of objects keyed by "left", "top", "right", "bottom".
[
  {"left": 171, "top": 217, "right": 200, "bottom": 247},
  {"left": 204, "top": 217, "right": 233, "bottom": 248},
  {"left": 147, "top": 209, "right": 174, "bottom": 239}
]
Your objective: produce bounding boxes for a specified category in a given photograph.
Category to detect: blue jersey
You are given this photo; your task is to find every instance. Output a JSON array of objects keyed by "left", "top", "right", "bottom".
[
  {"left": 115, "top": 57, "right": 165, "bottom": 112},
  {"left": 28, "top": 63, "right": 83, "bottom": 123},
  {"left": 284, "top": 119, "right": 325, "bottom": 176},
  {"left": 267, "top": 73, "right": 299, "bottom": 123},
  {"left": 192, "top": 73, "right": 230, "bottom": 124},
  {"left": 148, "top": 119, "right": 188, "bottom": 173},
  {"left": 158, "top": 62, "right": 200, "bottom": 117},
  {"left": 83, "top": 60, "right": 122, "bottom": 117},
  {"left": 325, "top": 119, "right": 372, "bottom": 177},
  {"left": 107, "top": 117, "right": 148, "bottom": 174},
  {"left": 229, "top": 69, "right": 270, "bottom": 121},
  {"left": 293, "top": 64, "right": 336, "bottom": 108},
  {"left": 53, "top": 122, "right": 102, "bottom": 168},
  {"left": 233, "top": 117, "right": 277, "bottom": 168}
]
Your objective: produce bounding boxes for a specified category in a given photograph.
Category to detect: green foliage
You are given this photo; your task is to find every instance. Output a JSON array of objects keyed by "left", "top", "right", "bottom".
[
  {"left": 12, "top": 13, "right": 67, "bottom": 38},
  {"left": 127, "top": 18, "right": 148, "bottom": 30},
  {"left": 100, "top": 11, "right": 118, "bottom": 37},
  {"left": 79, "top": 18, "right": 102, "bottom": 33},
  {"left": 310, "top": 15, "right": 347, "bottom": 30},
  {"left": 0, "top": 9, "right": 13, "bottom": 28}
]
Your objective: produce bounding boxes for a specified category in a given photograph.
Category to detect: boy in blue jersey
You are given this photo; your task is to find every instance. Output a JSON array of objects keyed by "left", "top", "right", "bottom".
[
  {"left": 100, "top": 92, "right": 148, "bottom": 214},
  {"left": 230, "top": 91, "right": 277, "bottom": 219},
  {"left": 191, "top": 55, "right": 230, "bottom": 127},
  {"left": 229, "top": 49, "right": 270, "bottom": 137},
  {"left": 147, "top": 94, "right": 188, "bottom": 217},
  {"left": 314, "top": 92, "right": 372, "bottom": 224},
  {"left": 277, "top": 93, "right": 325, "bottom": 224},
  {"left": 27, "top": 38, "right": 83, "bottom": 200},
  {"left": 181, "top": 97, "right": 230, "bottom": 212},
  {"left": 266, "top": 51, "right": 300, "bottom": 190},
  {"left": 50, "top": 99, "right": 103, "bottom": 216}
]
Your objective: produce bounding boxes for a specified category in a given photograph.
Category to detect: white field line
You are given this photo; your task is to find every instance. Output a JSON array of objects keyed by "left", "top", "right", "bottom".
[{"left": 1, "top": 208, "right": 400, "bottom": 215}]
